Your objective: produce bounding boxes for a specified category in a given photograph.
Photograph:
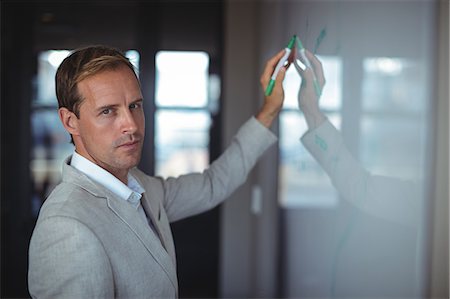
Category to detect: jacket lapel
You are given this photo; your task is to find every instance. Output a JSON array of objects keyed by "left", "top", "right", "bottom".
[
  {"left": 62, "top": 159, "right": 178, "bottom": 290},
  {"left": 140, "top": 194, "right": 167, "bottom": 250},
  {"left": 105, "top": 195, "right": 178, "bottom": 289}
]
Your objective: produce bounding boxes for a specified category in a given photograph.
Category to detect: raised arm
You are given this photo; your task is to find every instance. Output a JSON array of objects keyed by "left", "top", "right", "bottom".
[
  {"left": 161, "top": 50, "right": 290, "bottom": 222},
  {"left": 294, "top": 50, "right": 419, "bottom": 227},
  {"left": 293, "top": 49, "right": 327, "bottom": 130}
]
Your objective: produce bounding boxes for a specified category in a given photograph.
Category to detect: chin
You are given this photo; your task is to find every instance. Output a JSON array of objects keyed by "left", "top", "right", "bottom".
[
  {"left": 126, "top": 156, "right": 141, "bottom": 169},
  {"left": 115, "top": 150, "right": 142, "bottom": 170}
]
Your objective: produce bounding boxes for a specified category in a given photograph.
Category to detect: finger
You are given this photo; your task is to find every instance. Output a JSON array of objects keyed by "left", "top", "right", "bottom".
[
  {"left": 293, "top": 58, "right": 305, "bottom": 75},
  {"left": 294, "top": 58, "right": 315, "bottom": 84},
  {"left": 306, "top": 50, "right": 325, "bottom": 87},
  {"left": 284, "top": 61, "right": 292, "bottom": 71},
  {"left": 267, "top": 66, "right": 285, "bottom": 99},
  {"left": 292, "top": 48, "right": 310, "bottom": 75},
  {"left": 286, "top": 50, "right": 295, "bottom": 68},
  {"left": 294, "top": 47, "right": 310, "bottom": 69},
  {"left": 264, "top": 49, "right": 285, "bottom": 76},
  {"left": 275, "top": 66, "right": 287, "bottom": 87},
  {"left": 261, "top": 49, "right": 285, "bottom": 87},
  {"left": 269, "top": 48, "right": 288, "bottom": 66}
]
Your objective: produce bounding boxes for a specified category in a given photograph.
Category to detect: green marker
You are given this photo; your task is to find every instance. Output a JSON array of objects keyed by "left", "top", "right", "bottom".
[
  {"left": 265, "top": 35, "right": 296, "bottom": 96},
  {"left": 296, "top": 37, "right": 322, "bottom": 98}
]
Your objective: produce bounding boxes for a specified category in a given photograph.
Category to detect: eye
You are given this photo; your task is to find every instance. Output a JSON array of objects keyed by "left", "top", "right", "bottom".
[
  {"left": 101, "top": 108, "right": 112, "bottom": 115},
  {"left": 130, "top": 102, "right": 142, "bottom": 110}
]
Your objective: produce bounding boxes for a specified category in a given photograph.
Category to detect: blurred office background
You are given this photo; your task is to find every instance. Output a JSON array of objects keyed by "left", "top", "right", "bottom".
[{"left": 1, "top": 0, "right": 448, "bottom": 298}]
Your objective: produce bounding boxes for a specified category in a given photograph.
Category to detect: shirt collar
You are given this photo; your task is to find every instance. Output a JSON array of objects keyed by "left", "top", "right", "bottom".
[{"left": 70, "top": 152, "right": 144, "bottom": 208}]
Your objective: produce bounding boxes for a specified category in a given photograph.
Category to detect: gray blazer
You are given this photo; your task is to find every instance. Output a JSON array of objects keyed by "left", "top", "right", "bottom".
[{"left": 28, "top": 117, "right": 276, "bottom": 299}]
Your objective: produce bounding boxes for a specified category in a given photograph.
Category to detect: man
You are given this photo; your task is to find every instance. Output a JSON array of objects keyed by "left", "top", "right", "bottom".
[{"left": 28, "top": 45, "right": 289, "bottom": 298}]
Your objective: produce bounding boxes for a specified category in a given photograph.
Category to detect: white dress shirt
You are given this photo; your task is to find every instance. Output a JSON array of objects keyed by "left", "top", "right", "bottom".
[{"left": 70, "top": 152, "right": 154, "bottom": 229}]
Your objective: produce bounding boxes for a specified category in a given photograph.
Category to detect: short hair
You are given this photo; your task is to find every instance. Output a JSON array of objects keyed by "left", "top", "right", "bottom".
[{"left": 55, "top": 45, "right": 136, "bottom": 118}]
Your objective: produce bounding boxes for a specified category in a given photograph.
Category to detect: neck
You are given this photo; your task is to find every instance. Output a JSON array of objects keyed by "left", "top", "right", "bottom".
[
  {"left": 74, "top": 149, "right": 129, "bottom": 185},
  {"left": 114, "top": 171, "right": 129, "bottom": 185}
]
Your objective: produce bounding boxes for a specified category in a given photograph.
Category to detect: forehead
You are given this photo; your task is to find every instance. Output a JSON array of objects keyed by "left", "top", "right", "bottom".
[{"left": 77, "top": 65, "right": 142, "bottom": 104}]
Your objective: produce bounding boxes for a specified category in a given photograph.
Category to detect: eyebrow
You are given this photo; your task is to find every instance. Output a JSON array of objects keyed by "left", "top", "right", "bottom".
[
  {"left": 95, "top": 98, "right": 144, "bottom": 113},
  {"left": 131, "top": 98, "right": 144, "bottom": 105}
]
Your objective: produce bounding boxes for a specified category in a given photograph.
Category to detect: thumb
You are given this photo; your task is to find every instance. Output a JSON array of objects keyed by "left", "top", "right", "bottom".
[
  {"left": 301, "top": 67, "right": 316, "bottom": 87},
  {"left": 275, "top": 66, "right": 286, "bottom": 88}
]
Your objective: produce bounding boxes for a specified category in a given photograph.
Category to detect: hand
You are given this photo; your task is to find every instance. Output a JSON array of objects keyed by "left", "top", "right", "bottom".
[
  {"left": 294, "top": 49, "right": 327, "bottom": 129},
  {"left": 256, "top": 49, "right": 292, "bottom": 128}
]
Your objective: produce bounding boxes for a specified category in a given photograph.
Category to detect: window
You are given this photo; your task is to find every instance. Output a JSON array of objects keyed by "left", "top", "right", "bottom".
[{"left": 154, "top": 51, "right": 212, "bottom": 178}]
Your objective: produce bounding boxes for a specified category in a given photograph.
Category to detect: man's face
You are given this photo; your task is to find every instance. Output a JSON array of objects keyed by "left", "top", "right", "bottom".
[{"left": 74, "top": 65, "right": 145, "bottom": 181}]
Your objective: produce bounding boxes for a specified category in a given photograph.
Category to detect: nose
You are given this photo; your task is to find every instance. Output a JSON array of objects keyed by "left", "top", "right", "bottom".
[{"left": 121, "top": 110, "right": 138, "bottom": 135}]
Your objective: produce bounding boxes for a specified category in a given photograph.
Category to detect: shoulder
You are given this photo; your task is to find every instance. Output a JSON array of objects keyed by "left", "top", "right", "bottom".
[
  {"left": 30, "top": 183, "right": 111, "bottom": 275},
  {"left": 37, "top": 180, "right": 106, "bottom": 225}
]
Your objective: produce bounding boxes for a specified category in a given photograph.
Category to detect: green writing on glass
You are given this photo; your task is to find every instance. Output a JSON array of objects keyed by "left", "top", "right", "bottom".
[
  {"left": 315, "top": 134, "right": 328, "bottom": 151},
  {"left": 314, "top": 27, "right": 327, "bottom": 54}
]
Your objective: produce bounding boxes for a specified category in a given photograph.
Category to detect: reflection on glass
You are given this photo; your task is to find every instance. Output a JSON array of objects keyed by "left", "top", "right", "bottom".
[
  {"left": 362, "top": 57, "right": 424, "bottom": 112},
  {"left": 360, "top": 117, "right": 423, "bottom": 180},
  {"left": 279, "top": 56, "right": 343, "bottom": 208},
  {"left": 279, "top": 112, "right": 341, "bottom": 208},
  {"left": 283, "top": 56, "right": 343, "bottom": 110},
  {"left": 154, "top": 51, "right": 211, "bottom": 179},
  {"left": 361, "top": 57, "right": 425, "bottom": 181},
  {"left": 31, "top": 50, "right": 139, "bottom": 216}
]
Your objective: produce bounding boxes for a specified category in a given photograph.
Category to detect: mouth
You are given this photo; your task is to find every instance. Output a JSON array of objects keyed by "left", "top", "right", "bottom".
[{"left": 118, "top": 140, "right": 141, "bottom": 150}]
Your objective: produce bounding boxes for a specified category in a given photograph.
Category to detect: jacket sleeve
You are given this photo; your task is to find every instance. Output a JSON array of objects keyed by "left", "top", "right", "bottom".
[
  {"left": 28, "top": 216, "right": 114, "bottom": 299},
  {"left": 301, "top": 119, "right": 420, "bottom": 227},
  {"left": 161, "top": 117, "right": 277, "bottom": 222}
]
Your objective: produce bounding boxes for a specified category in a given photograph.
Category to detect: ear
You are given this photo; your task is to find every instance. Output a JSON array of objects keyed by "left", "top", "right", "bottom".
[{"left": 58, "top": 108, "right": 80, "bottom": 137}]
